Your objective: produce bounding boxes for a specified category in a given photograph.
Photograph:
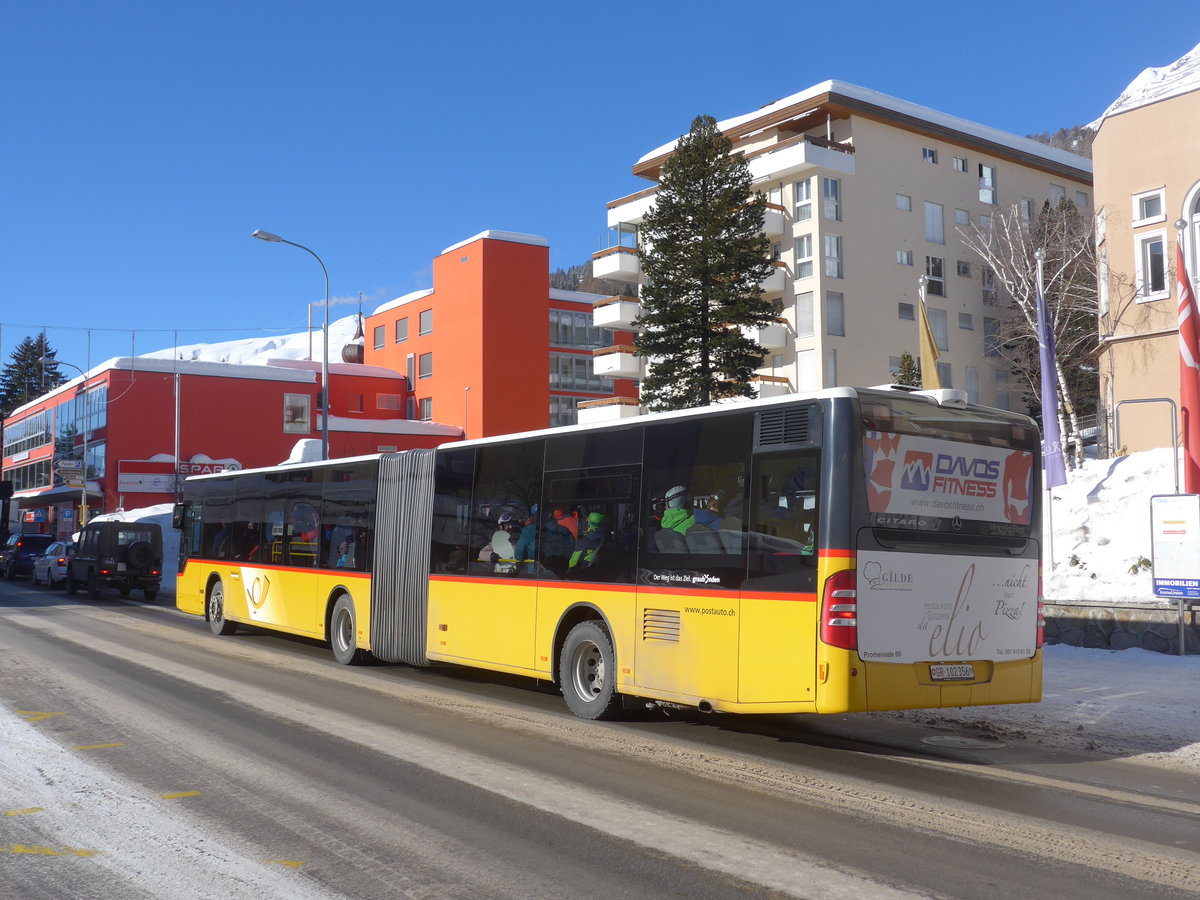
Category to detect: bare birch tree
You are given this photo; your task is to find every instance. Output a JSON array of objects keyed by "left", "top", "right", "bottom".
[{"left": 959, "top": 200, "right": 1098, "bottom": 465}]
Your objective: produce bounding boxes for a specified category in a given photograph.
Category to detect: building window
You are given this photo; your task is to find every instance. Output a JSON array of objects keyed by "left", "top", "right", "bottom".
[
  {"left": 924, "top": 202, "right": 944, "bottom": 244},
  {"left": 922, "top": 147, "right": 938, "bottom": 164},
  {"left": 978, "top": 164, "right": 996, "bottom": 205},
  {"left": 1136, "top": 232, "right": 1168, "bottom": 299},
  {"left": 822, "top": 177, "right": 841, "bottom": 221},
  {"left": 795, "top": 291, "right": 814, "bottom": 337},
  {"left": 925, "top": 256, "right": 945, "bottom": 297},
  {"left": 419, "top": 398, "right": 432, "bottom": 421},
  {"left": 824, "top": 235, "right": 843, "bottom": 279},
  {"left": 795, "top": 235, "right": 813, "bottom": 279},
  {"left": 1019, "top": 198, "right": 1035, "bottom": 225},
  {"left": 994, "top": 369, "right": 1011, "bottom": 410},
  {"left": 955, "top": 208, "right": 969, "bottom": 226},
  {"left": 936, "top": 362, "right": 952, "bottom": 387},
  {"left": 1050, "top": 184, "right": 1066, "bottom": 206},
  {"left": 956, "top": 260, "right": 971, "bottom": 277},
  {"left": 549, "top": 396, "right": 579, "bottom": 428},
  {"left": 898, "top": 302, "right": 915, "bottom": 321},
  {"left": 824, "top": 347, "right": 837, "bottom": 385},
  {"left": 982, "top": 265, "right": 998, "bottom": 305},
  {"left": 795, "top": 178, "right": 812, "bottom": 221},
  {"left": 372, "top": 325, "right": 385, "bottom": 350},
  {"left": 405, "top": 353, "right": 415, "bottom": 386},
  {"left": 897, "top": 249, "right": 913, "bottom": 266},
  {"left": 896, "top": 194, "right": 912, "bottom": 212},
  {"left": 826, "top": 292, "right": 845, "bottom": 336},
  {"left": 376, "top": 393, "right": 403, "bottom": 410},
  {"left": 349, "top": 393, "right": 365, "bottom": 413},
  {"left": 928, "top": 307, "right": 948, "bottom": 352},
  {"left": 984, "top": 317, "right": 1001, "bottom": 357},
  {"left": 550, "top": 309, "right": 611, "bottom": 349},
  {"left": 549, "top": 352, "right": 612, "bottom": 393},
  {"left": 395, "top": 318, "right": 408, "bottom": 343},
  {"left": 419, "top": 309, "right": 433, "bottom": 335},
  {"left": 965, "top": 366, "right": 980, "bottom": 404},
  {"left": 418, "top": 352, "right": 433, "bottom": 378},
  {"left": 953, "top": 156, "right": 967, "bottom": 173},
  {"left": 1075, "top": 191, "right": 1089, "bottom": 209},
  {"left": 283, "top": 394, "right": 311, "bottom": 434},
  {"left": 1133, "top": 188, "right": 1166, "bottom": 226},
  {"left": 958, "top": 312, "right": 974, "bottom": 330}
]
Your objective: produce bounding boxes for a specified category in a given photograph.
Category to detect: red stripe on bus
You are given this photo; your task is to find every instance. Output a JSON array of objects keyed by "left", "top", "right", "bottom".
[
  {"left": 182, "top": 559, "right": 371, "bottom": 580},
  {"left": 819, "top": 548, "right": 855, "bottom": 559}
]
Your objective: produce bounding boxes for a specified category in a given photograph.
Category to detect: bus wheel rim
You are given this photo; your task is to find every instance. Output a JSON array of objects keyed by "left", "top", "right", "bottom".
[{"left": 569, "top": 639, "right": 604, "bottom": 701}]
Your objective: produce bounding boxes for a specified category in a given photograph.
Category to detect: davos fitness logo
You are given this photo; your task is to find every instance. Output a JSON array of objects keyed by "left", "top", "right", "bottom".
[
  {"left": 901, "top": 451, "right": 1000, "bottom": 498},
  {"left": 900, "top": 451, "right": 933, "bottom": 491}
]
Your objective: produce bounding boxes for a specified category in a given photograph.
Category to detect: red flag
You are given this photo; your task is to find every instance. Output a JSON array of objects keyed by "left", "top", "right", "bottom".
[{"left": 1178, "top": 240, "right": 1200, "bottom": 493}]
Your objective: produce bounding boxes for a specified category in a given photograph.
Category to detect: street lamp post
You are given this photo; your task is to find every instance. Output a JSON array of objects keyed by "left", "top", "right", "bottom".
[
  {"left": 252, "top": 229, "right": 331, "bottom": 461},
  {"left": 43, "top": 358, "right": 90, "bottom": 529}
]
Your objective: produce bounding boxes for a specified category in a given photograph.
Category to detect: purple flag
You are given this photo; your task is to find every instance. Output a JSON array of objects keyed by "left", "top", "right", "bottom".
[{"left": 1036, "top": 279, "right": 1068, "bottom": 488}]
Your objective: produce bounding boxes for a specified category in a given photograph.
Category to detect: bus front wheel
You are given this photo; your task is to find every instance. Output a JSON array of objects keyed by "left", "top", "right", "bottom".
[
  {"left": 208, "top": 580, "right": 237, "bottom": 636},
  {"left": 330, "top": 595, "right": 363, "bottom": 665},
  {"left": 560, "top": 621, "right": 622, "bottom": 720}
]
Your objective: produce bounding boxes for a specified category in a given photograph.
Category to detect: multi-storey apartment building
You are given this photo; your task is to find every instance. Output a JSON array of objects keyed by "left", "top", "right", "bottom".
[
  {"left": 1094, "top": 42, "right": 1200, "bottom": 453},
  {"left": 364, "top": 230, "right": 636, "bottom": 438},
  {"left": 590, "top": 80, "right": 1092, "bottom": 414}
]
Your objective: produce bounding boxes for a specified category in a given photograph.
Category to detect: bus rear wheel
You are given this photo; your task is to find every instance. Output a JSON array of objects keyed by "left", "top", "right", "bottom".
[
  {"left": 329, "top": 595, "right": 363, "bottom": 665},
  {"left": 560, "top": 621, "right": 622, "bottom": 720},
  {"left": 208, "top": 580, "right": 237, "bottom": 636}
]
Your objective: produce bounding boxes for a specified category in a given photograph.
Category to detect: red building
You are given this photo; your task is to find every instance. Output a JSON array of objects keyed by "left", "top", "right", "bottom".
[
  {"left": 2, "top": 356, "right": 459, "bottom": 538},
  {"left": 364, "top": 230, "right": 637, "bottom": 438}
]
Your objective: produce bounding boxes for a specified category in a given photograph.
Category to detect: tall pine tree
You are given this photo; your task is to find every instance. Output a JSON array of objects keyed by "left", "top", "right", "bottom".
[
  {"left": 0, "top": 334, "right": 66, "bottom": 419},
  {"left": 635, "top": 115, "right": 775, "bottom": 410}
]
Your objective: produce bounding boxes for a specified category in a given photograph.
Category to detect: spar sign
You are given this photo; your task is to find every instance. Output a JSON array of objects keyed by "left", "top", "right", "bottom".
[{"left": 865, "top": 431, "right": 1034, "bottom": 525}]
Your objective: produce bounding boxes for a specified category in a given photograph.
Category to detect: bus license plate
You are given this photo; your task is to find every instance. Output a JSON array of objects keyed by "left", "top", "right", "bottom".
[{"left": 930, "top": 664, "right": 975, "bottom": 681}]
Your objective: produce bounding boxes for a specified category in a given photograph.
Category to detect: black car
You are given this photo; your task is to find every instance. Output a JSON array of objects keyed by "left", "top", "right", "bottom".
[
  {"left": 66, "top": 521, "right": 163, "bottom": 601},
  {"left": 1, "top": 533, "right": 56, "bottom": 580}
]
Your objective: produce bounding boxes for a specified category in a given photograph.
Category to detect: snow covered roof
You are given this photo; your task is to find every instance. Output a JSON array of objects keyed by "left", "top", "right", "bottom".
[
  {"left": 1095, "top": 40, "right": 1200, "bottom": 126},
  {"left": 440, "top": 230, "right": 549, "bottom": 255},
  {"left": 372, "top": 287, "right": 435, "bottom": 316},
  {"left": 638, "top": 79, "right": 1092, "bottom": 176}
]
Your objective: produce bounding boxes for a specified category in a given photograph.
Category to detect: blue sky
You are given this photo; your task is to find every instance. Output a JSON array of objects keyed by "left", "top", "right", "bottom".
[{"left": 4, "top": 1, "right": 1199, "bottom": 369}]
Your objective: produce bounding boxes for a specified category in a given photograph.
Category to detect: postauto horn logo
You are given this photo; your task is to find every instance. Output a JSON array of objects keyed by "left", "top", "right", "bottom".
[{"left": 899, "top": 451, "right": 932, "bottom": 491}]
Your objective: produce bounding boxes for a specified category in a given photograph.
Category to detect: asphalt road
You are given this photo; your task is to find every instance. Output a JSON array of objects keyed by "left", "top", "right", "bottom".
[{"left": 0, "top": 578, "right": 1197, "bottom": 899}]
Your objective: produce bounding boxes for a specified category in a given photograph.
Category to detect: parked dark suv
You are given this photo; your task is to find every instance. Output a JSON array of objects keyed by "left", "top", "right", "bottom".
[
  {"left": 66, "top": 521, "right": 163, "bottom": 601},
  {"left": 1, "top": 533, "right": 56, "bottom": 580}
]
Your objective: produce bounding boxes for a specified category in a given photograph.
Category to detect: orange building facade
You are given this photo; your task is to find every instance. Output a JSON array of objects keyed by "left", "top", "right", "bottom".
[
  {"left": 2, "top": 356, "right": 459, "bottom": 538},
  {"left": 364, "top": 231, "right": 636, "bottom": 439}
]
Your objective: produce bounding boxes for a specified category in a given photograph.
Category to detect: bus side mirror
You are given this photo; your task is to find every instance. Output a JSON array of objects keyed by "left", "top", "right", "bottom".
[{"left": 171, "top": 503, "right": 185, "bottom": 530}]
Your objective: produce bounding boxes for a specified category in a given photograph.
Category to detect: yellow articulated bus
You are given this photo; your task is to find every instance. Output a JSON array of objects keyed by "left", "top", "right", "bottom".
[{"left": 175, "top": 386, "right": 1044, "bottom": 720}]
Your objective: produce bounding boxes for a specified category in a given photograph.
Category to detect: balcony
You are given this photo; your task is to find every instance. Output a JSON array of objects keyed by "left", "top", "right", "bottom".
[
  {"left": 606, "top": 187, "right": 658, "bottom": 228},
  {"left": 751, "top": 375, "right": 792, "bottom": 398},
  {"left": 577, "top": 396, "right": 644, "bottom": 425},
  {"left": 592, "top": 296, "right": 642, "bottom": 331},
  {"left": 749, "top": 134, "right": 856, "bottom": 184},
  {"left": 743, "top": 318, "right": 789, "bottom": 352},
  {"left": 763, "top": 204, "right": 786, "bottom": 237},
  {"left": 593, "top": 345, "right": 644, "bottom": 379},
  {"left": 592, "top": 246, "right": 641, "bottom": 283},
  {"left": 760, "top": 261, "right": 787, "bottom": 295}
]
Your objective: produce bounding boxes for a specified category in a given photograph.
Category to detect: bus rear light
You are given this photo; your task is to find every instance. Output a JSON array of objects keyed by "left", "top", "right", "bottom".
[{"left": 821, "top": 569, "right": 858, "bottom": 650}]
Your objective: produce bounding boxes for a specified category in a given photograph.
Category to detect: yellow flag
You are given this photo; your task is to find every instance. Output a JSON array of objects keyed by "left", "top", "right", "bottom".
[{"left": 918, "top": 299, "right": 942, "bottom": 389}]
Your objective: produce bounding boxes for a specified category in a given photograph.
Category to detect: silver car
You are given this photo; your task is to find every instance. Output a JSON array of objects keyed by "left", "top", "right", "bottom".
[{"left": 32, "top": 541, "right": 74, "bottom": 587}]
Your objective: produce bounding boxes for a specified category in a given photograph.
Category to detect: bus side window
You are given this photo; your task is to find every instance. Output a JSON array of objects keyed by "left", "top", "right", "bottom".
[
  {"left": 745, "top": 450, "right": 820, "bottom": 592},
  {"left": 288, "top": 502, "right": 320, "bottom": 568}
]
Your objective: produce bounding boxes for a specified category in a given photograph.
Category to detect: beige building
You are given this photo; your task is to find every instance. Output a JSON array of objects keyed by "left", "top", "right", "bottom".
[
  {"left": 587, "top": 81, "right": 1092, "bottom": 419},
  {"left": 1094, "top": 42, "right": 1200, "bottom": 453}
]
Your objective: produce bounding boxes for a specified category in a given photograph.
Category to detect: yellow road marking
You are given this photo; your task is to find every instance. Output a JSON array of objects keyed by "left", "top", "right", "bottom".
[
  {"left": 266, "top": 859, "right": 305, "bottom": 868},
  {"left": 73, "top": 742, "right": 124, "bottom": 751},
  {"left": 3, "top": 808, "right": 43, "bottom": 817},
  {"left": 1, "top": 844, "right": 97, "bottom": 857},
  {"left": 15, "top": 711, "right": 63, "bottom": 723},
  {"left": 159, "top": 791, "right": 201, "bottom": 800}
]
